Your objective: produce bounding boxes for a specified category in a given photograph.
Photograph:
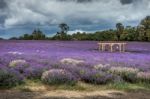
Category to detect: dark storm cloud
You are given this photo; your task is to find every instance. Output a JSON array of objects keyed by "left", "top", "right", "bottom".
[
  {"left": 57, "top": 0, "right": 94, "bottom": 3},
  {"left": 0, "top": 0, "right": 8, "bottom": 26},
  {"left": 120, "top": 0, "right": 133, "bottom": 5},
  {"left": 0, "top": 0, "right": 7, "bottom": 9}
]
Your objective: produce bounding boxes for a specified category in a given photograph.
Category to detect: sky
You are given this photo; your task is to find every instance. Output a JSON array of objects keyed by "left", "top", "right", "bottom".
[{"left": 0, "top": 0, "right": 150, "bottom": 39}]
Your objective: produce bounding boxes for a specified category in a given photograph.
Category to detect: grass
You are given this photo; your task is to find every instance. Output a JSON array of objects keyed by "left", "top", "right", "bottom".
[{"left": 10, "top": 80, "right": 150, "bottom": 92}]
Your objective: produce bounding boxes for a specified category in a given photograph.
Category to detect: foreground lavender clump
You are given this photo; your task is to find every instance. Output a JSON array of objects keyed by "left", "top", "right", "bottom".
[
  {"left": 137, "top": 72, "right": 150, "bottom": 83},
  {"left": 79, "top": 69, "right": 116, "bottom": 84},
  {"left": 24, "top": 66, "right": 48, "bottom": 79},
  {"left": 41, "top": 69, "right": 77, "bottom": 85},
  {"left": 93, "top": 64, "right": 110, "bottom": 71},
  {"left": 9, "top": 59, "right": 29, "bottom": 73},
  {"left": 0, "top": 68, "right": 24, "bottom": 88},
  {"left": 109, "top": 67, "right": 139, "bottom": 83},
  {"left": 9, "top": 59, "right": 27, "bottom": 67}
]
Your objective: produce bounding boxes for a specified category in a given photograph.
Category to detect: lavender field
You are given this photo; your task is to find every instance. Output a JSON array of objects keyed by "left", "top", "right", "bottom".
[{"left": 0, "top": 41, "right": 150, "bottom": 87}]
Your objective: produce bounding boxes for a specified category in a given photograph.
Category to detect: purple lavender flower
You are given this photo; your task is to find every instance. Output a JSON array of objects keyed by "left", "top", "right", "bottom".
[
  {"left": 0, "top": 68, "right": 24, "bottom": 88},
  {"left": 41, "top": 69, "right": 77, "bottom": 85}
]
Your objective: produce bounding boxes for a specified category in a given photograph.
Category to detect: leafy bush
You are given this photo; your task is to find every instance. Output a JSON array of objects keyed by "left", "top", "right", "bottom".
[
  {"left": 93, "top": 64, "right": 110, "bottom": 71},
  {"left": 9, "top": 59, "right": 29, "bottom": 73},
  {"left": 79, "top": 69, "right": 115, "bottom": 84},
  {"left": 0, "top": 68, "right": 24, "bottom": 88},
  {"left": 41, "top": 69, "right": 77, "bottom": 85},
  {"left": 109, "top": 67, "right": 139, "bottom": 83},
  {"left": 137, "top": 72, "right": 150, "bottom": 83},
  {"left": 9, "top": 59, "right": 28, "bottom": 67},
  {"left": 24, "top": 66, "right": 47, "bottom": 79}
]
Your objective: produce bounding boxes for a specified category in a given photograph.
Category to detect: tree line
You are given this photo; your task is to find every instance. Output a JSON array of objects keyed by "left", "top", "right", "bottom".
[{"left": 9, "top": 16, "right": 150, "bottom": 41}]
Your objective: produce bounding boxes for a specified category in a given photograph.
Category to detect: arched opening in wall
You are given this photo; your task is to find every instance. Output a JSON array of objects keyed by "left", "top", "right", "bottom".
[
  {"left": 112, "top": 44, "right": 120, "bottom": 52},
  {"left": 105, "top": 44, "right": 111, "bottom": 51}
]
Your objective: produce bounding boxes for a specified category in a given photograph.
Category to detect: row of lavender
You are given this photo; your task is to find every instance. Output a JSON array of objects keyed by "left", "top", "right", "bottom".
[{"left": 0, "top": 41, "right": 150, "bottom": 87}]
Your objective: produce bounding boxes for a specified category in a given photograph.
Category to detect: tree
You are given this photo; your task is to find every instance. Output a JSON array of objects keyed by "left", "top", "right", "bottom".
[
  {"left": 59, "top": 23, "right": 69, "bottom": 34},
  {"left": 56, "top": 23, "right": 70, "bottom": 40},
  {"left": 122, "top": 26, "right": 137, "bottom": 41},
  {"left": 32, "top": 29, "right": 46, "bottom": 40},
  {"left": 139, "top": 16, "right": 150, "bottom": 41},
  {"left": 116, "top": 23, "right": 124, "bottom": 41}
]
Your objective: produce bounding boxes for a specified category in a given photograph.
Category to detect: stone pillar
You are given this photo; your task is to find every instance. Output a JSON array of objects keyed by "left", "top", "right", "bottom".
[
  {"left": 119, "top": 44, "right": 122, "bottom": 52},
  {"left": 110, "top": 44, "right": 113, "bottom": 52},
  {"left": 99, "top": 43, "right": 102, "bottom": 51},
  {"left": 102, "top": 44, "right": 105, "bottom": 51},
  {"left": 122, "top": 44, "right": 126, "bottom": 52}
]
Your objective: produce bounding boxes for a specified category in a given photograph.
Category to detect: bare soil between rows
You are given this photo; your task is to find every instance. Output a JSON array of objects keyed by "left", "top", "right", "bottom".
[{"left": 0, "top": 90, "right": 150, "bottom": 99}]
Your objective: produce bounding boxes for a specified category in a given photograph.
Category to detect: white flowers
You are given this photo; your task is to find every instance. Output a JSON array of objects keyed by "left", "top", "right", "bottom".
[
  {"left": 109, "top": 67, "right": 139, "bottom": 74},
  {"left": 8, "top": 51, "right": 23, "bottom": 55},
  {"left": 137, "top": 72, "right": 150, "bottom": 80},
  {"left": 9, "top": 59, "right": 27, "bottom": 67},
  {"left": 60, "top": 58, "right": 84, "bottom": 65},
  {"left": 94, "top": 64, "right": 110, "bottom": 70}
]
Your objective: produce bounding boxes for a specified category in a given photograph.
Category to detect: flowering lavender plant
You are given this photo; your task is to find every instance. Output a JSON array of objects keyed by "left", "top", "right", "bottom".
[
  {"left": 79, "top": 69, "right": 115, "bottom": 84},
  {"left": 41, "top": 69, "right": 77, "bottom": 85},
  {"left": 0, "top": 68, "right": 24, "bottom": 88},
  {"left": 137, "top": 72, "right": 150, "bottom": 83},
  {"left": 109, "top": 67, "right": 139, "bottom": 83}
]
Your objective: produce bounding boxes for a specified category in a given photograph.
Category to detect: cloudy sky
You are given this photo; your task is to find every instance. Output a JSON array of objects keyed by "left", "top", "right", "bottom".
[{"left": 0, "top": 0, "right": 150, "bottom": 38}]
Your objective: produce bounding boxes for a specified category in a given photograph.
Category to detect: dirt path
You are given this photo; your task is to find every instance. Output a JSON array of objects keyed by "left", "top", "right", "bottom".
[{"left": 0, "top": 90, "right": 150, "bottom": 99}]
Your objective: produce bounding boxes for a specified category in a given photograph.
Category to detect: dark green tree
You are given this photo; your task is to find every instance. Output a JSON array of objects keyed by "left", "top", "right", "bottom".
[
  {"left": 59, "top": 23, "right": 69, "bottom": 34},
  {"left": 55, "top": 23, "right": 70, "bottom": 40},
  {"left": 32, "top": 29, "right": 46, "bottom": 40},
  {"left": 140, "top": 16, "right": 150, "bottom": 41},
  {"left": 116, "top": 23, "right": 124, "bottom": 41}
]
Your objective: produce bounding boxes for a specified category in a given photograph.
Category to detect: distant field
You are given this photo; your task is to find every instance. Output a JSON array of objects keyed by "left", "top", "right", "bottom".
[{"left": 0, "top": 41, "right": 150, "bottom": 71}]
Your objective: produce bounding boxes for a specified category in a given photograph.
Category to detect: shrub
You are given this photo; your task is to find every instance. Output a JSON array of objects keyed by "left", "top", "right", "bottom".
[
  {"left": 24, "top": 66, "right": 47, "bottom": 79},
  {"left": 9, "top": 59, "right": 29, "bottom": 73},
  {"left": 41, "top": 69, "right": 77, "bottom": 85},
  {"left": 9, "top": 59, "right": 27, "bottom": 67},
  {"left": 109, "top": 67, "right": 139, "bottom": 83},
  {"left": 79, "top": 69, "right": 115, "bottom": 84},
  {"left": 0, "top": 68, "right": 24, "bottom": 88},
  {"left": 93, "top": 64, "right": 110, "bottom": 71},
  {"left": 137, "top": 72, "right": 150, "bottom": 83},
  {"left": 60, "top": 58, "right": 84, "bottom": 65}
]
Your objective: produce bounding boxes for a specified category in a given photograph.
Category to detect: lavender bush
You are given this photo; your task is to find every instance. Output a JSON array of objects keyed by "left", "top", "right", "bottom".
[
  {"left": 9, "top": 59, "right": 30, "bottom": 74},
  {"left": 41, "top": 69, "right": 77, "bottom": 85},
  {"left": 0, "top": 68, "right": 24, "bottom": 88},
  {"left": 109, "top": 67, "right": 139, "bottom": 83},
  {"left": 137, "top": 72, "right": 150, "bottom": 83},
  {"left": 78, "top": 69, "right": 116, "bottom": 84},
  {"left": 24, "top": 66, "right": 48, "bottom": 79}
]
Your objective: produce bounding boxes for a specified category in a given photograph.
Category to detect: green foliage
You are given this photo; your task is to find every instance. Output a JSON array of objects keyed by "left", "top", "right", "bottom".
[
  {"left": 12, "top": 28, "right": 46, "bottom": 40},
  {"left": 138, "top": 16, "right": 150, "bottom": 41},
  {"left": 109, "top": 67, "right": 139, "bottom": 83},
  {"left": 0, "top": 69, "right": 24, "bottom": 88},
  {"left": 53, "top": 23, "right": 70, "bottom": 40},
  {"left": 116, "top": 23, "right": 124, "bottom": 41},
  {"left": 59, "top": 23, "right": 69, "bottom": 34},
  {"left": 41, "top": 69, "right": 77, "bottom": 85}
]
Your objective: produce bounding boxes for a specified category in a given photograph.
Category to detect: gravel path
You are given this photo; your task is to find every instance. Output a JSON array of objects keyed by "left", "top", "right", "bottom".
[{"left": 0, "top": 90, "right": 150, "bottom": 99}]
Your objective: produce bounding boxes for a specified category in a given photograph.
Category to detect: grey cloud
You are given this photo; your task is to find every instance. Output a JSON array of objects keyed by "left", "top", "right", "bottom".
[
  {"left": 120, "top": 0, "right": 133, "bottom": 5},
  {"left": 0, "top": 0, "right": 8, "bottom": 25},
  {"left": 0, "top": 0, "right": 7, "bottom": 9},
  {"left": 57, "top": 0, "right": 95, "bottom": 3},
  {"left": 0, "top": 0, "right": 150, "bottom": 29}
]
